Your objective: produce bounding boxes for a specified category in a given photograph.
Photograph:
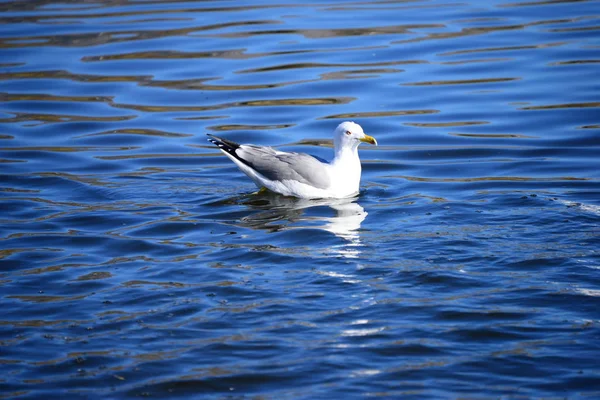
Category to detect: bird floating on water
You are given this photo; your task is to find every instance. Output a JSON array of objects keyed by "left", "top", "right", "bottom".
[{"left": 207, "top": 121, "right": 377, "bottom": 199}]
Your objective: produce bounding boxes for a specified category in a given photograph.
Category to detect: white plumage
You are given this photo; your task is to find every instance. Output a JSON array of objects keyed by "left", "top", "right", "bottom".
[{"left": 207, "top": 121, "right": 377, "bottom": 199}]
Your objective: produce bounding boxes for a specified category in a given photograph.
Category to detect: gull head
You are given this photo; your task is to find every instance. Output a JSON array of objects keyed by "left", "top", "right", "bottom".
[{"left": 334, "top": 121, "right": 377, "bottom": 150}]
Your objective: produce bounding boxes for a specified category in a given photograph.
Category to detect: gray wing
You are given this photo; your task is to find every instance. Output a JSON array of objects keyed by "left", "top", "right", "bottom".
[{"left": 237, "top": 145, "right": 330, "bottom": 189}]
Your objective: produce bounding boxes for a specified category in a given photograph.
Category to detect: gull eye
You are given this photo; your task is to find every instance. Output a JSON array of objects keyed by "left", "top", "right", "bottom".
[{"left": 345, "top": 130, "right": 351, "bottom": 136}]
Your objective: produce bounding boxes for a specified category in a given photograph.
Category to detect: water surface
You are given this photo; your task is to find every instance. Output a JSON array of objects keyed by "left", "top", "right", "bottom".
[{"left": 1, "top": 0, "right": 600, "bottom": 398}]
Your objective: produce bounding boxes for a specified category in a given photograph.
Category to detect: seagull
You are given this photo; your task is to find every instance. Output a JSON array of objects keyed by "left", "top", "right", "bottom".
[{"left": 207, "top": 121, "right": 377, "bottom": 199}]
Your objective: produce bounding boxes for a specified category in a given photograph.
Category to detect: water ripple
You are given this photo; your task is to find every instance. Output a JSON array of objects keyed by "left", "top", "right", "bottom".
[{"left": 1, "top": 0, "right": 599, "bottom": 398}]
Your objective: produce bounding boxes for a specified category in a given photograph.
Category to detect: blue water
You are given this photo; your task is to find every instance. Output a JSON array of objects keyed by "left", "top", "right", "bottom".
[{"left": 1, "top": 0, "right": 600, "bottom": 398}]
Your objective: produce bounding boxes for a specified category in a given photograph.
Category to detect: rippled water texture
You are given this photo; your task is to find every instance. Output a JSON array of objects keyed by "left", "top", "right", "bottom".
[{"left": 1, "top": 0, "right": 600, "bottom": 398}]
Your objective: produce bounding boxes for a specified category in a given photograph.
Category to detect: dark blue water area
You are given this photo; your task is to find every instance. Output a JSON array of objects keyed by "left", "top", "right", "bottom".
[{"left": 1, "top": 0, "right": 600, "bottom": 398}]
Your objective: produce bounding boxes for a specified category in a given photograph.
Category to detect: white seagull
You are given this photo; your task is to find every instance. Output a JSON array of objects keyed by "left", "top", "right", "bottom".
[
  {"left": 208, "top": 121, "right": 377, "bottom": 199},
  {"left": 207, "top": 121, "right": 377, "bottom": 199}
]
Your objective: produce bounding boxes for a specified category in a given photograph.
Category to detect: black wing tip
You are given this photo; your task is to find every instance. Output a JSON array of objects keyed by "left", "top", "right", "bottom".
[
  {"left": 206, "top": 134, "right": 218, "bottom": 146},
  {"left": 206, "top": 134, "right": 241, "bottom": 155}
]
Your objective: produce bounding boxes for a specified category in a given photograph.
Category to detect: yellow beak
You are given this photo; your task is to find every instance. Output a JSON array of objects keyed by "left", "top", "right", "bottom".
[{"left": 359, "top": 134, "right": 378, "bottom": 145}]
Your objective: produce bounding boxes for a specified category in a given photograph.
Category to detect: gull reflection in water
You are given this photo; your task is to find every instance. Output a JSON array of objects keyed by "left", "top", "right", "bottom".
[
  {"left": 323, "top": 201, "right": 367, "bottom": 258},
  {"left": 232, "top": 191, "right": 368, "bottom": 258}
]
